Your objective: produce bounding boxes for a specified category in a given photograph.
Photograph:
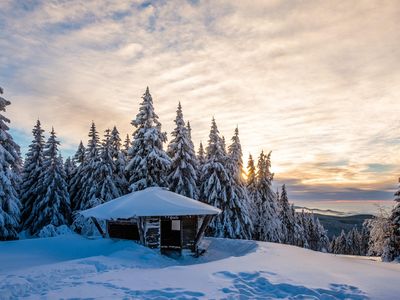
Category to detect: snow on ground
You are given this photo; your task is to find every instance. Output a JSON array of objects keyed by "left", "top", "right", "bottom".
[{"left": 0, "top": 235, "right": 399, "bottom": 299}]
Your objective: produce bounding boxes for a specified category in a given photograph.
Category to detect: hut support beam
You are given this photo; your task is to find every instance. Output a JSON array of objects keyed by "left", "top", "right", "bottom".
[
  {"left": 91, "top": 217, "right": 106, "bottom": 238},
  {"left": 137, "top": 217, "right": 146, "bottom": 246},
  {"left": 194, "top": 215, "right": 212, "bottom": 252}
]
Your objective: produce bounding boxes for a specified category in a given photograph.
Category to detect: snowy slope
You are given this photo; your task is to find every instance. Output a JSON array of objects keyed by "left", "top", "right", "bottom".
[{"left": 0, "top": 235, "right": 399, "bottom": 299}]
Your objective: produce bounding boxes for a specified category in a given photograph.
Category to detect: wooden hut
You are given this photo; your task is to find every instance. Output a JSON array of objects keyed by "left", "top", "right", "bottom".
[{"left": 79, "top": 187, "right": 221, "bottom": 254}]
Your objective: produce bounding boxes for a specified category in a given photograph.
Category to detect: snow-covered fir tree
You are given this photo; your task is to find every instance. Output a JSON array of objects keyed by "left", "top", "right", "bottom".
[
  {"left": 294, "top": 210, "right": 308, "bottom": 248},
  {"left": 200, "top": 119, "right": 251, "bottom": 239},
  {"left": 167, "top": 103, "right": 198, "bottom": 199},
  {"left": 123, "top": 134, "right": 131, "bottom": 157},
  {"left": 254, "top": 151, "right": 281, "bottom": 242},
  {"left": 197, "top": 142, "right": 206, "bottom": 165},
  {"left": 360, "top": 221, "right": 370, "bottom": 256},
  {"left": 0, "top": 88, "right": 21, "bottom": 240},
  {"left": 225, "top": 127, "right": 253, "bottom": 239},
  {"left": 382, "top": 178, "right": 400, "bottom": 261},
  {"left": 69, "top": 141, "right": 85, "bottom": 211},
  {"left": 29, "top": 128, "right": 71, "bottom": 236},
  {"left": 20, "top": 120, "right": 45, "bottom": 232},
  {"left": 314, "top": 217, "right": 330, "bottom": 252},
  {"left": 110, "top": 126, "right": 129, "bottom": 195},
  {"left": 200, "top": 118, "right": 230, "bottom": 237},
  {"left": 246, "top": 154, "right": 258, "bottom": 227},
  {"left": 126, "top": 87, "right": 170, "bottom": 191},
  {"left": 278, "top": 184, "right": 296, "bottom": 245},
  {"left": 97, "top": 128, "right": 121, "bottom": 202},
  {"left": 64, "top": 157, "right": 76, "bottom": 189},
  {"left": 74, "top": 122, "right": 102, "bottom": 211},
  {"left": 333, "top": 230, "right": 347, "bottom": 254}
]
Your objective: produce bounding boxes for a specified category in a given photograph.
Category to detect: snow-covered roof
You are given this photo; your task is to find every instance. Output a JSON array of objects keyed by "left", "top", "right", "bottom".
[{"left": 79, "top": 187, "right": 221, "bottom": 220}]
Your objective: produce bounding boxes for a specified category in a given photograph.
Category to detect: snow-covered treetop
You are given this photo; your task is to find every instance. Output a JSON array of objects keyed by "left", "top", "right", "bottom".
[
  {"left": 73, "top": 141, "right": 85, "bottom": 165},
  {"left": 206, "top": 118, "right": 225, "bottom": 161},
  {"left": 247, "top": 154, "right": 256, "bottom": 187},
  {"left": 86, "top": 122, "right": 100, "bottom": 159},
  {"left": 228, "top": 126, "right": 244, "bottom": 182}
]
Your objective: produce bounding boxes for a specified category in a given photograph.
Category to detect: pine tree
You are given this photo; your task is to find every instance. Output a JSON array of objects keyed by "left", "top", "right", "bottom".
[
  {"left": 246, "top": 154, "right": 258, "bottom": 228},
  {"left": 382, "top": 178, "right": 400, "bottom": 261},
  {"left": 255, "top": 151, "right": 281, "bottom": 242},
  {"left": 75, "top": 122, "right": 102, "bottom": 210},
  {"left": 197, "top": 142, "right": 206, "bottom": 165},
  {"left": 20, "top": 120, "right": 45, "bottom": 231},
  {"left": 110, "top": 126, "right": 129, "bottom": 195},
  {"left": 0, "top": 88, "right": 21, "bottom": 240},
  {"left": 167, "top": 103, "right": 198, "bottom": 199},
  {"left": 126, "top": 87, "right": 170, "bottom": 191},
  {"left": 123, "top": 134, "right": 131, "bottom": 157},
  {"left": 29, "top": 128, "right": 71, "bottom": 236},
  {"left": 279, "top": 184, "right": 296, "bottom": 245},
  {"left": 96, "top": 129, "right": 121, "bottom": 202},
  {"left": 346, "top": 227, "right": 361, "bottom": 255},
  {"left": 64, "top": 157, "right": 76, "bottom": 189},
  {"left": 200, "top": 118, "right": 231, "bottom": 237},
  {"left": 294, "top": 210, "right": 308, "bottom": 248},
  {"left": 69, "top": 141, "right": 85, "bottom": 211},
  {"left": 335, "top": 230, "right": 348, "bottom": 254},
  {"left": 225, "top": 127, "right": 253, "bottom": 239},
  {"left": 360, "top": 220, "right": 370, "bottom": 255},
  {"left": 315, "top": 217, "right": 330, "bottom": 252}
]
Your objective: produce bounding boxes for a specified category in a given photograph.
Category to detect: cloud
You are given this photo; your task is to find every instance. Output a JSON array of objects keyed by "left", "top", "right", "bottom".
[{"left": 1, "top": 0, "right": 400, "bottom": 201}]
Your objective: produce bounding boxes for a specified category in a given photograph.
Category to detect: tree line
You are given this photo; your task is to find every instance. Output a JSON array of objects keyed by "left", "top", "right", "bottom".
[{"left": 0, "top": 86, "right": 399, "bottom": 261}]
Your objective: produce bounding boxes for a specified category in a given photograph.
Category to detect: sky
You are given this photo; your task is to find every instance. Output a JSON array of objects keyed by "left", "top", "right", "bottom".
[{"left": 1, "top": 0, "right": 400, "bottom": 205}]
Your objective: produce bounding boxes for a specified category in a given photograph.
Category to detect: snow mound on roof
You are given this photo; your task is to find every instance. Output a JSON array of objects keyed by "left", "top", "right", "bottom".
[{"left": 80, "top": 187, "right": 221, "bottom": 220}]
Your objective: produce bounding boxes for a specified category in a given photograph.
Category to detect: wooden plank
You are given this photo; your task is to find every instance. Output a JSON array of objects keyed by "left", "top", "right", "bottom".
[
  {"left": 137, "top": 217, "right": 146, "bottom": 245},
  {"left": 193, "top": 215, "right": 213, "bottom": 252},
  {"left": 91, "top": 217, "right": 106, "bottom": 238}
]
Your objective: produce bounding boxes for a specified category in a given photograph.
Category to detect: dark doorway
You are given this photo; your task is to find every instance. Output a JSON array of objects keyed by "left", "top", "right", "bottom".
[
  {"left": 107, "top": 221, "right": 140, "bottom": 241},
  {"left": 160, "top": 218, "right": 182, "bottom": 250}
]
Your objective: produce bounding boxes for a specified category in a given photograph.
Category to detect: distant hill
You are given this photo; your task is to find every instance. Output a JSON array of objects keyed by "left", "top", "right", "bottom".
[{"left": 314, "top": 214, "right": 374, "bottom": 238}]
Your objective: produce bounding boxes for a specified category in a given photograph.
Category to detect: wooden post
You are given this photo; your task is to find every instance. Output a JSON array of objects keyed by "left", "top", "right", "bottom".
[
  {"left": 193, "top": 215, "right": 213, "bottom": 252},
  {"left": 91, "top": 217, "right": 106, "bottom": 238},
  {"left": 137, "top": 217, "right": 146, "bottom": 246}
]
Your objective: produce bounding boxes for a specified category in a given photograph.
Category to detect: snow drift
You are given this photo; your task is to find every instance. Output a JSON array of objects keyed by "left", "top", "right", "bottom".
[{"left": 0, "top": 234, "right": 399, "bottom": 299}]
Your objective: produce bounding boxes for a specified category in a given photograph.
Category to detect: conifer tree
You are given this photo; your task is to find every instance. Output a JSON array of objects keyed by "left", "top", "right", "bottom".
[
  {"left": 110, "top": 126, "right": 129, "bottom": 195},
  {"left": 126, "top": 87, "right": 170, "bottom": 191},
  {"left": 29, "top": 128, "right": 71, "bottom": 236},
  {"left": 226, "top": 127, "right": 253, "bottom": 239},
  {"left": 279, "top": 184, "right": 296, "bottom": 245},
  {"left": 123, "top": 134, "right": 131, "bottom": 157},
  {"left": 20, "top": 120, "right": 45, "bottom": 231},
  {"left": 0, "top": 88, "right": 21, "bottom": 240},
  {"left": 246, "top": 154, "right": 258, "bottom": 228},
  {"left": 382, "top": 178, "right": 400, "bottom": 261},
  {"left": 255, "top": 151, "right": 281, "bottom": 242},
  {"left": 74, "top": 122, "right": 102, "bottom": 210},
  {"left": 64, "top": 157, "right": 76, "bottom": 189},
  {"left": 69, "top": 141, "right": 85, "bottom": 211},
  {"left": 200, "top": 118, "right": 230, "bottom": 237},
  {"left": 167, "top": 103, "right": 198, "bottom": 199},
  {"left": 97, "top": 129, "right": 121, "bottom": 202},
  {"left": 197, "top": 142, "right": 206, "bottom": 165},
  {"left": 315, "top": 217, "right": 330, "bottom": 252},
  {"left": 295, "top": 210, "right": 309, "bottom": 248}
]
